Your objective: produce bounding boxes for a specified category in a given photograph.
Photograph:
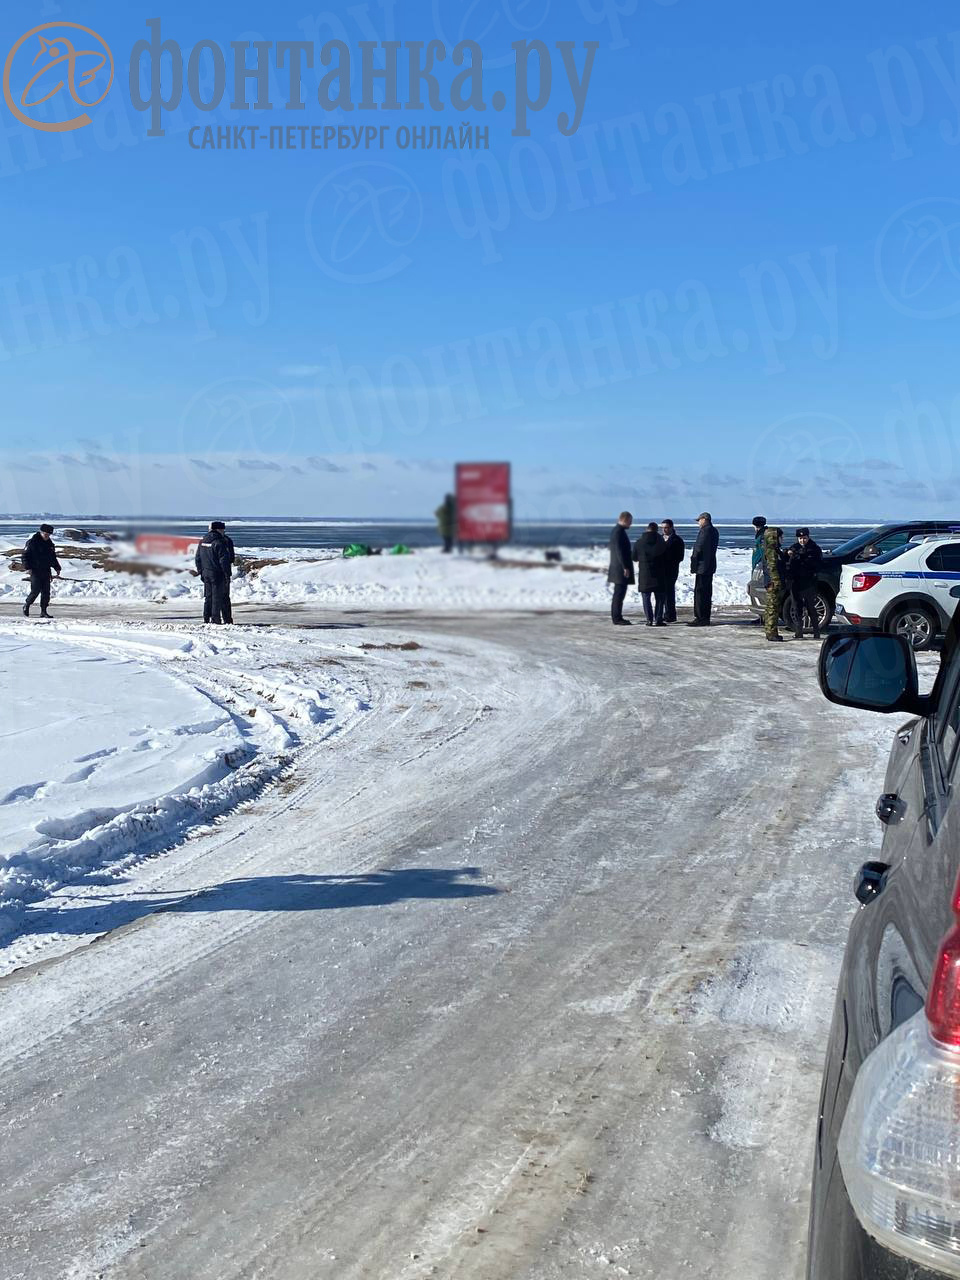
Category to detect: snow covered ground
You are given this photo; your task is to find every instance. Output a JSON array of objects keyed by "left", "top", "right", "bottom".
[
  {"left": 0, "top": 606, "right": 918, "bottom": 1279},
  {"left": 0, "top": 622, "right": 368, "bottom": 956},
  {"left": 0, "top": 539, "right": 753, "bottom": 612}
]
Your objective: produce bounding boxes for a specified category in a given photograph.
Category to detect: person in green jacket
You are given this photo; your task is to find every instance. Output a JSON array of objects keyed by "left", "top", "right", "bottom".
[
  {"left": 763, "top": 526, "right": 786, "bottom": 641},
  {"left": 750, "top": 515, "right": 768, "bottom": 626},
  {"left": 751, "top": 515, "right": 767, "bottom": 570},
  {"left": 435, "top": 494, "right": 457, "bottom": 553}
]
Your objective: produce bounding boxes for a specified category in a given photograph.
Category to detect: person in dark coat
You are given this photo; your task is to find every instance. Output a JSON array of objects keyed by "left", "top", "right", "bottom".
[
  {"left": 195, "top": 520, "right": 235, "bottom": 624},
  {"left": 660, "top": 519, "right": 685, "bottom": 623},
  {"left": 785, "top": 527, "right": 823, "bottom": 639},
  {"left": 607, "top": 511, "right": 634, "bottom": 626},
  {"left": 687, "top": 511, "right": 719, "bottom": 626},
  {"left": 22, "top": 523, "right": 61, "bottom": 618},
  {"left": 435, "top": 494, "right": 457, "bottom": 553},
  {"left": 633, "top": 522, "right": 667, "bottom": 626}
]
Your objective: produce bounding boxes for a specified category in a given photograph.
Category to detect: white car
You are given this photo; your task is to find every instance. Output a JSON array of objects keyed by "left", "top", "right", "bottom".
[{"left": 835, "top": 535, "right": 960, "bottom": 649}]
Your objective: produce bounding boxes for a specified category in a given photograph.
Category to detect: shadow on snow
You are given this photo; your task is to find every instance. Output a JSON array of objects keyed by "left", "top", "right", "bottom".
[{"left": 9, "top": 868, "right": 499, "bottom": 944}]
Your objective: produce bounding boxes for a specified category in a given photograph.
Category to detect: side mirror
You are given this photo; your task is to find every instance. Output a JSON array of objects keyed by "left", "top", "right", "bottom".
[{"left": 818, "top": 631, "right": 929, "bottom": 716}]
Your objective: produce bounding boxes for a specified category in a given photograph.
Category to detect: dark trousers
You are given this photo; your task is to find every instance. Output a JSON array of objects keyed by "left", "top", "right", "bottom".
[
  {"left": 611, "top": 581, "right": 628, "bottom": 624},
  {"left": 663, "top": 579, "right": 678, "bottom": 622},
  {"left": 641, "top": 590, "right": 665, "bottom": 624},
  {"left": 203, "top": 575, "right": 233, "bottom": 624},
  {"left": 25, "top": 570, "right": 51, "bottom": 611},
  {"left": 442, "top": 536, "right": 453, "bottom": 553},
  {"left": 693, "top": 574, "right": 713, "bottom": 623},
  {"left": 791, "top": 584, "right": 820, "bottom": 635}
]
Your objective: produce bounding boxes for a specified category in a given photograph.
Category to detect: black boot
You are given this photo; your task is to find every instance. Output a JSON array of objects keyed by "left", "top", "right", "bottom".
[
  {"left": 22, "top": 603, "right": 29, "bottom": 617},
  {"left": 40, "top": 609, "right": 50, "bottom": 618}
]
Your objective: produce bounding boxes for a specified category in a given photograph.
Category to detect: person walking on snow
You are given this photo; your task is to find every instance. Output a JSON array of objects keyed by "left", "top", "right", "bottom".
[
  {"left": 688, "top": 512, "right": 719, "bottom": 626},
  {"left": 786, "top": 527, "right": 823, "bottom": 639},
  {"left": 633, "top": 521, "right": 667, "bottom": 626},
  {"left": 607, "top": 511, "right": 634, "bottom": 626},
  {"left": 763, "top": 526, "right": 787, "bottom": 641},
  {"left": 660, "top": 519, "right": 685, "bottom": 623},
  {"left": 22, "top": 523, "right": 61, "bottom": 618},
  {"left": 195, "top": 521, "right": 235, "bottom": 624}
]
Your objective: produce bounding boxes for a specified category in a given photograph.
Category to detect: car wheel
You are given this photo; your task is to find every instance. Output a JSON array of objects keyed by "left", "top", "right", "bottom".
[
  {"left": 887, "top": 604, "right": 938, "bottom": 651},
  {"left": 782, "top": 590, "right": 835, "bottom": 631}
]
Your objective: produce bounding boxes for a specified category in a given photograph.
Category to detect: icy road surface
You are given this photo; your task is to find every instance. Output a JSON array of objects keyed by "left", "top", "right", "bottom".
[{"left": 0, "top": 607, "right": 893, "bottom": 1280}]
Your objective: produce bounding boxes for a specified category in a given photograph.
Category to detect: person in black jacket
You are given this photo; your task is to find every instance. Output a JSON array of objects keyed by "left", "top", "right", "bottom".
[
  {"left": 687, "top": 511, "right": 719, "bottom": 626},
  {"left": 607, "top": 512, "right": 634, "bottom": 625},
  {"left": 22, "top": 524, "right": 61, "bottom": 618},
  {"left": 633, "top": 522, "right": 667, "bottom": 626},
  {"left": 659, "top": 519, "right": 685, "bottom": 623},
  {"left": 194, "top": 521, "right": 235, "bottom": 624},
  {"left": 786, "top": 527, "right": 823, "bottom": 639}
]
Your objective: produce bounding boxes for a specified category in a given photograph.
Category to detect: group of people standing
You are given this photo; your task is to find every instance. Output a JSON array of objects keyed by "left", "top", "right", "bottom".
[
  {"left": 607, "top": 512, "right": 719, "bottom": 627},
  {"left": 608, "top": 512, "right": 824, "bottom": 636}
]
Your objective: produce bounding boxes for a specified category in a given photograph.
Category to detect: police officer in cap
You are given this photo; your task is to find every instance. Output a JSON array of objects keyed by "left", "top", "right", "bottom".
[
  {"left": 195, "top": 521, "right": 236, "bottom": 624},
  {"left": 786, "top": 527, "right": 823, "bottom": 639}
]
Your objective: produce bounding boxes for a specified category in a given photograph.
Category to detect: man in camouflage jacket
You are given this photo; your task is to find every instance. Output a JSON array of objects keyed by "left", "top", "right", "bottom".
[{"left": 763, "top": 526, "right": 786, "bottom": 642}]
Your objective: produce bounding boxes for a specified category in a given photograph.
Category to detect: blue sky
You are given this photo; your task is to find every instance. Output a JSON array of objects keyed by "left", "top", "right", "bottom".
[{"left": 1, "top": 0, "right": 959, "bottom": 518}]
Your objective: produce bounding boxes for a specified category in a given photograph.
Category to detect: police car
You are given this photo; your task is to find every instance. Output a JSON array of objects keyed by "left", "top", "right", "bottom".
[{"left": 835, "top": 535, "right": 960, "bottom": 650}]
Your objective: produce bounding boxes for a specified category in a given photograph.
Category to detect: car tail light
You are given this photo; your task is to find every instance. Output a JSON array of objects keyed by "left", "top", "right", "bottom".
[
  {"left": 852, "top": 572, "right": 882, "bottom": 592},
  {"left": 838, "top": 871, "right": 960, "bottom": 1276}
]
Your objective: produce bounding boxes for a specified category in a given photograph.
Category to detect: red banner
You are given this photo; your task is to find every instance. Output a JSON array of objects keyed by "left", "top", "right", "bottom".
[
  {"left": 135, "top": 534, "right": 201, "bottom": 557},
  {"left": 456, "top": 463, "right": 512, "bottom": 543}
]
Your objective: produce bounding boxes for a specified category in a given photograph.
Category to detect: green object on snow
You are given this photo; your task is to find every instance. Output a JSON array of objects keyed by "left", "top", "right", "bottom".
[
  {"left": 342, "top": 543, "right": 373, "bottom": 558},
  {"left": 388, "top": 544, "right": 412, "bottom": 555}
]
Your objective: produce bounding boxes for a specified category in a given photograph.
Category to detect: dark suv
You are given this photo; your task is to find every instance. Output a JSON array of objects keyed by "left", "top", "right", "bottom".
[
  {"left": 748, "top": 521, "right": 960, "bottom": 630},
  {"left": 807, "top": 612, "right": 960, "bottom": 1278}
]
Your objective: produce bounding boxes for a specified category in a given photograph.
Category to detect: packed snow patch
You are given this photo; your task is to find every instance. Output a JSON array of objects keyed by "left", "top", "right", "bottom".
[
  {"left": 0, "top": 623, "right": 368, "bottom": 938},
  {"left": 688, "top": 940, "right": 840, "bottom": 1038}
]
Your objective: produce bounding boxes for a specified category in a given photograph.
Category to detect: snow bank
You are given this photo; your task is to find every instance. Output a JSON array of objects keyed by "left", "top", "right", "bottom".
[
  {"left": 0, "top": 623, "right": 367, "bottom": 936},
  {"left": 0, "top": 543, "right": 753, "bottom": 612}
]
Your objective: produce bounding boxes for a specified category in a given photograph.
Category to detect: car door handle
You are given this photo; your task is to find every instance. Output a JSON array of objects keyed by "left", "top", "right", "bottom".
[
  {"left": 855, "top": 861, "right": 891, "bottom": 904},
  {"left": 876, "top": 793, "right": 907, "bottom": 824}
]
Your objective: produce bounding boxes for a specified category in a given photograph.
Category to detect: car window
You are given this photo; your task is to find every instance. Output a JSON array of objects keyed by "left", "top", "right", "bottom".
[
  {"left": 926, "top": 544, "right": 960, "bottom": 573},
  {"left": 875, "top": 532, "right": 911, "bottom": 554},
  {"left": 874, "top": 545, "right": 912, "bottom": 565},
  {"left": 830, "top": 532, "right": 875, "bottom": 557}
]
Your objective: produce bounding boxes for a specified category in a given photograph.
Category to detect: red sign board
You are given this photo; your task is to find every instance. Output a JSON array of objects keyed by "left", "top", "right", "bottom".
[
  {"left": 135, "top": 534, "right": 201, "bottom": 557},
  {"left": 456, "top": 463, "right": 512, "bottom": 544}
]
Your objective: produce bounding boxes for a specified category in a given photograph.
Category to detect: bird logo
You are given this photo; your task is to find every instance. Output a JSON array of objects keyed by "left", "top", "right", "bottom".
[{"left": 4, "top": 23, "right": 114, "bottom": 132}]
